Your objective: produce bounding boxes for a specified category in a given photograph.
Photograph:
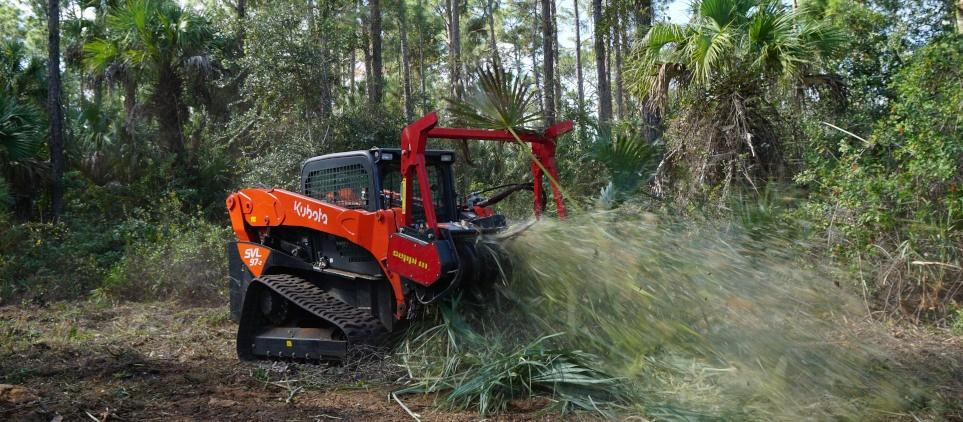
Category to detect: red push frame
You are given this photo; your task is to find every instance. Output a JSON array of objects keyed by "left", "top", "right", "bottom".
[{"left": 398, "top": 112, "right": 573, "bottom": 234}]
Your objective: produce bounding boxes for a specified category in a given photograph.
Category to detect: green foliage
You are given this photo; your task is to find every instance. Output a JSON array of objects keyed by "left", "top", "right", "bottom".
[
  {"left": 952, "top": 307, "right": 963, "bottom": 336},
  {"left": 83, "top": 0, "right": 215, "bottom": 78},
  {"left": 83, "top": 0, "right": 219, "bottom": 158},
  {"left": 396, "top": 303, "right": 629, "bottom": 416},
  {"left": 0, "top": 39, "right": 47, "bottom": 108},
  {"left": 0, "top": 91, "right": 43, "bottom": 162},
  {"left": 0, "top": 176, "right": 228, "bottom": 305},
  {"left": 447, "top": 65, "right": 541, "bottom": 130},
  {"left": 239, "top": 0, "right": 343, "bottom": 117},
  {"left": 239, "top": 107, "right": 406, "bottom": 190},
  {"left": 629, "top": 0, "right": 843, "bottom": 100},
  {"left": 797, "top": 35, "right": 963, "bottom": 319},
  {"left": 93, "top": 195, "right": 229, "bottom": 305},
  {"left": 591, "top": 129, "right": 661, "bottom": 206},
  {"left": 0, "top": 175, "right": 11, "bottom": 213},
  {"left": 627, "top": 0, "right": 845, "bottom": 205},
  {"left": 0, "top": 88, "right": 47, "bottom": 210}
]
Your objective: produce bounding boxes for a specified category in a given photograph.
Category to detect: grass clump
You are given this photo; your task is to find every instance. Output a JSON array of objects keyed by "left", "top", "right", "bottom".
[{"left": 395, "top": 302, "right": 629, "bottom": 416}]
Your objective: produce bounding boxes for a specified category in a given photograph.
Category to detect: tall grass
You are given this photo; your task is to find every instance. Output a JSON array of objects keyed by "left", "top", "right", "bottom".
[{"left": 397, "top": 204, "right": 932, "bottom": 419}]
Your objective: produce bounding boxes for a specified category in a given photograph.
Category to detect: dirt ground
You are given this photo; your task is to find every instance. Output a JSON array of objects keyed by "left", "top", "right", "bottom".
[
  {"left": 1, "top": 302, "right": 961, "bottom": 421},
  {"left": 0, "top": 302, "right": 595, "bottom": 422}
]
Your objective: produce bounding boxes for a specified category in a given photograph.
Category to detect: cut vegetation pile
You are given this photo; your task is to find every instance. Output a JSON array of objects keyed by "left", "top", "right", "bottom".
[{"left": 395, "top": 207, "right": 960, "bottom": 419}]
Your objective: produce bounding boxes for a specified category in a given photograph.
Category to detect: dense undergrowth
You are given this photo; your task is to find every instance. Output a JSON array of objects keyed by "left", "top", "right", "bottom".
[{"left": 0, "top": 177, "right": 229, "bottom": 306}]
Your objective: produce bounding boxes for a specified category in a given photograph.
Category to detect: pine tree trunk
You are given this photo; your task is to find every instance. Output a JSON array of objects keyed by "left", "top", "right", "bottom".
[
  {"left": 634, "top": 0, "right": 660, "bottom": 143},
  {"left": 350, "top": 37, "right": 357, "bottom": 99},
  {"left": 417, "top": 0, "right": 428, "bottom": 114},
  {"left": 123, "top": 78, "right": 136, "bottom": 136},
  {"left": 314, "top": 1, "right": 333, "bottom": 117},
  {"left": 369, "top": 0, "right": 383, "bottom": 106},
  {"left": 361, "top": 0, "right": 372, "bottom": 100},
  {"left": 574, "top": 0, "right": 585, "bottom": 116},
  {"left": 552, "top": 0, "right": 561, "bottom": 117},
  {"left": 156, "top": 68, "right": 188, "bottom": 162},
  {"left": 448, "top": 0, "right": 463, "bottom": 100},
  {"left": 593, "top": 0, "right": 611, "bottom": 124},
  {"left": 486, "top": 0, "right": 499, "bottom": 66},
  {"left": 513, "top": 39, "right": 522, "bottom": 77},
  {"left": 350, "top": 0, "right": 361, "bottom": 100},
  {"left": 531, "top": 5, "right": 543, "bottom": 116},
  {"left": 48, "top": 0, "right": 64, "bottom": 220},
  {"left": 632, "top": 0, "right": 651, "bottom": 40},
  {"left": 613, "top": 10, "right": 624, "bottom": 119},
  {"left": 398, "top": 0, "right": 414, "bottom": 121},
  {"left": 236, "top": 0, "right": 246, "bottom": 52},
  {"left": 541, "top": 0, "right": 555, "bottom": 123},
  {"left": 620, "top": 10, "right": 631, "bottom": 106}
]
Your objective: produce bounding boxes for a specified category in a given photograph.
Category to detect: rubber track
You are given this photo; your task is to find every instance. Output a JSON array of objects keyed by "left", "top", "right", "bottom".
[{"left": 255, "top": 274, "right": 387, "bottom": 347}]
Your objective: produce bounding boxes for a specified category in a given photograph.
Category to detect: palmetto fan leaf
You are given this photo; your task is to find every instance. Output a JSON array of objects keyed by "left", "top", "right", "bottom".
[
  {"left": 698, "top": 0, "right": 754, "bottom": 28},
  {"left": 0, "top": 93, "right": 43, "bottom": 162},
  {"left": 593, "top": 131, "right": 660, "bottom": 198},
  {"left": 446, "top": 65, "right": 581, "bottom": 213},
  {"left": 85, "top": 0, "right": 215, "bottom": 77},
  {"left": 627, "top": 0, "right": 845, "bottom": 99},
  {"left": 447, "top": 65, "right": 542, "bottom": 131}
]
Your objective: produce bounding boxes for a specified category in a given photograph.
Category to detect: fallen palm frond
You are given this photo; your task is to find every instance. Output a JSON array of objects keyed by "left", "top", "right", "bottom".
[{"left": 394, "top": 302, "right": 629, "bottom": 416}]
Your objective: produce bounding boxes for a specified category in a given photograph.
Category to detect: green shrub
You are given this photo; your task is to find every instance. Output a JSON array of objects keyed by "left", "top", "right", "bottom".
[
  {"left": 0, "top": 221, "right": 116, "bottom": 304},
  {"left": 92, "top": 194, "right": 230, "bottom": 305},
  {"left": 0, "top": 180, "right": 231, "bottom": 305},
  {"left": 952, "top": 308, "right": 963, "bottom": 336},
  {"left": 796, "top": 35, "right": 963, "bottom": 320}
]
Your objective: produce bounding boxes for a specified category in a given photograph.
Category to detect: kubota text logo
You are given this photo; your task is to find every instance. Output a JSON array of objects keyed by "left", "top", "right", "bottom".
[
  {"left": 294, "top": 201, "right": 328, "bottom": 224},
  {"left": 392, "top": 250, "right": 429, "bottom": 269}
]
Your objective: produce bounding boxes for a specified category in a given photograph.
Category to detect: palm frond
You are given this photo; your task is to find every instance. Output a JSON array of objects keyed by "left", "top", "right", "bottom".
[
  {"left": 396, "top": 321, "right": 629, "bottom": 416},
  {"left": 447, "top": 65, "right": 541, "bottom": 131},
  {"left": 0, "top": 93, "right": 44, "bottom": 162},
  {"left": 84, "top": 39, "right": 121, "bottom": 74},
  {"left": 593, "top": 130, "right": 661, "bottom": 198},
  {"left": 626, "top": 23, "right": 688, "bottom": 99}
]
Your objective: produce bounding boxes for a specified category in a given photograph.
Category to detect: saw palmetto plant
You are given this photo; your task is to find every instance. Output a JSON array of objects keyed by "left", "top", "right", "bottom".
[
  {"left": 626, "top": 0, "right": 845, "bottom": 203},
  {"left": 0, "top": 91, "right": 46, "bottom": 209},
  {"left": 447, "top": 65, "right": 581, "bottom": 212}
]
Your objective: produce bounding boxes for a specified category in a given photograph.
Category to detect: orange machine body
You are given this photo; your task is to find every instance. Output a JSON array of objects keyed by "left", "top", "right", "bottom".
[{"left": 227, "top": 188, "right": 409, "bottom": 315}]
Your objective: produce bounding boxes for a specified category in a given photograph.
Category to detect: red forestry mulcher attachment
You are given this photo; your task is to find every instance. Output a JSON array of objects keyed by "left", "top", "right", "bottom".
[{"left": 226, "top": 112, "right": 572, "bottom": 361}]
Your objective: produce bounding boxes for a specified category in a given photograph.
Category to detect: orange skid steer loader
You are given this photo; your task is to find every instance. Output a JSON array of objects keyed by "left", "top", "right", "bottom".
[{"left": 225, "top": 112, "right": 571, "bottom": 360}]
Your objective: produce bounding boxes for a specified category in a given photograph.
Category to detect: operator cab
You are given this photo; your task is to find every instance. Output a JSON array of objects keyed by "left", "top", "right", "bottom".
[{"left": 300, "top": 148, "right": 458, "bottom": 225}]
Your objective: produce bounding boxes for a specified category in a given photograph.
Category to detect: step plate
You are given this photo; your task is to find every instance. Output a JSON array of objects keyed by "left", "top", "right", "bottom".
[{"left": 251, "top": 327, "right": 346, "bottom": 359}]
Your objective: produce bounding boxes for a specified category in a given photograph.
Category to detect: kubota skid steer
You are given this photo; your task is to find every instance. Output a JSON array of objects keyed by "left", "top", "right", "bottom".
[{"left": 226, "top": 112, "right": 572, "bottom": 361}]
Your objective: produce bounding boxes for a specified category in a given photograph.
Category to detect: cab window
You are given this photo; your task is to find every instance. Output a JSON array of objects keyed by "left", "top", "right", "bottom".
[{"left": 380, "top": 164, "right": 449, "bottom": 223}]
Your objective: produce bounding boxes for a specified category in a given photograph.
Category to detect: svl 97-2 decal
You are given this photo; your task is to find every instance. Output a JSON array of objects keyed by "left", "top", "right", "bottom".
[{"left": 237, "top": 244, "right": 271, "bottom": 277}]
